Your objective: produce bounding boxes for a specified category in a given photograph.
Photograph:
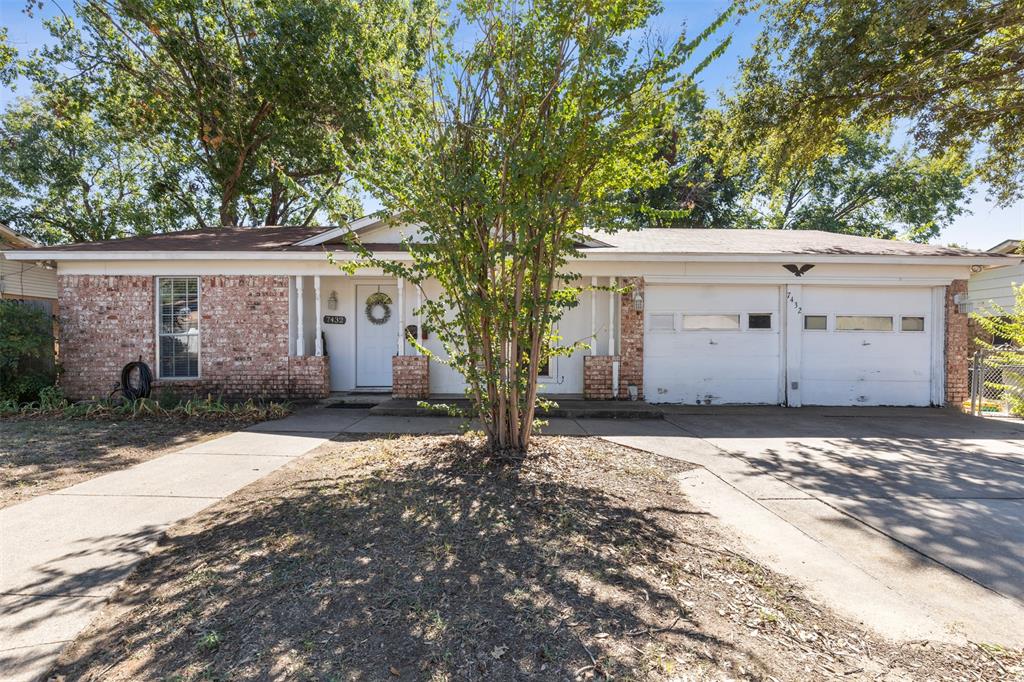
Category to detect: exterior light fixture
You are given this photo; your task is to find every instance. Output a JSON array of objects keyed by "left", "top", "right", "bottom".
[
  {"left": 632, "top": 289, "right": 644, "bottom": 312},
  {"left": 327, "top": 291, "right": 338, "bottom": 311}
]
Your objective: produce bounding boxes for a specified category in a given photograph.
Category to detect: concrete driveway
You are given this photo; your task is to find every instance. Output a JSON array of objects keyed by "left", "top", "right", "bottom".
[{"left": 584, "top": 407, "right": 1024, "bottom": 646}]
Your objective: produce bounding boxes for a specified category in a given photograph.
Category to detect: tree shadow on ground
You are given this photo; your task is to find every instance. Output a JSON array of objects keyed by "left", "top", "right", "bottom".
[
  {"left": 670, "top": 411, "right": 1024, "bottom": 602},
  {"left": 51, "top": 435, "right": 773, "bottom": 681}
]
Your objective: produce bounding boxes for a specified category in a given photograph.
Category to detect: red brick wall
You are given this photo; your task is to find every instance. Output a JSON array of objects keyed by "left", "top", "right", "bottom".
[
  {"left": 58, "top": 275, "right": 155, "bottom": 400},
  {"left": 289, "top": 356, "right": 331, "bottom": 399},
  {"left": 945, "top": 279, "right": 969, "bottom": 408},
  {"left": 583, "top": 355, "right": 617, "bottom": 400},
  {"left": 618, "top": 277, "right": 644, "bottom": 400},
  {"left": 392, "top": 355, "right": 429, "bottom": 399},
  {"left": 57, "top": 274, "right": 328, "bottom": 401}
]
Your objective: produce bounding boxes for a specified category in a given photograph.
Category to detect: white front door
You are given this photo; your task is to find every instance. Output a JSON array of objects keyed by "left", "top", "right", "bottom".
[
  {"left": 356, "top": 284, "right": 398, "bottom": 387},
  {"left": 643, "top": 285, "right": 783, "bottom": 404}
]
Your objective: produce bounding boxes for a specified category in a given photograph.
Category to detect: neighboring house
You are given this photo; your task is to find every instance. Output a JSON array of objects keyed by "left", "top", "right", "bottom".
[
  {"left": 0, "top": 223, "right": 59, "bottom": 308},
  {"left": 3, "top": 220, "right": 1018, "bottom": 406},
  {"left": 968, "top": 239, "right": 1020, "bottom": 348},
  {"left": 969, "top": 239, "right": 1021, "bottom": 312}
]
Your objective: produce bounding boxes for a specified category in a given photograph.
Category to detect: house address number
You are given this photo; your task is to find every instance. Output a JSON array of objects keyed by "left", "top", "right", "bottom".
[{"left": 323, "top": 315, "right": 346, "bottom": 325}]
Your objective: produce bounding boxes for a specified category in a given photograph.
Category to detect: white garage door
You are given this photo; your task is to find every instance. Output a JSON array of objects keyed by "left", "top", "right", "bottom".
[
  {"left": 644, "top": 285, "right": 782, "bottom": 404},
  {"left": 800, "top": 286, "right": 933, "bottom": 406}
]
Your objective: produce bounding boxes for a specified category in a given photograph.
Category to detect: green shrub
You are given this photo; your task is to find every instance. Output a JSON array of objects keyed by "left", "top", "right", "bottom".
[{"left": 0, "top": 300, "right": 56, "bottom": 402}]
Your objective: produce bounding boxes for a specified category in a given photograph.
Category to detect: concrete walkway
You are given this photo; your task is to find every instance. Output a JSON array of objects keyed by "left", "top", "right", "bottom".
[{"left": 0, "top": 412, "right": 351, "bottom": 682}]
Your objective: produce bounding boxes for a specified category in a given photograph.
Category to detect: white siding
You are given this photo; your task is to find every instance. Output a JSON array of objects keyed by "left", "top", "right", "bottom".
[
  {"left": 969, "top": 263, "right": 1022, "bottom": 313},
  {"left": 0, "top": 259, "right": 58, "bottom": 300}
]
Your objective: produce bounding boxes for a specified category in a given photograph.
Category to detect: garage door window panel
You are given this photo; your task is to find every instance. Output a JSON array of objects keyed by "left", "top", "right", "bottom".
[
  {"left": 747, "top": 313, "right": 773, "bottom": 330},
  {"left": 648, "top": 313, "right": 676, "bottom": 332},
  {"left": 804, "top": 315, "right": 828, "bottom": 331},
  {"left": 836, "top": 315, "right": 893, "bottom": 332},
  {"left": 681, "top": 314, "right": 740, "bottom": 331},
  {"left": 901, "top": 316, "right": 926, "bottom": 332}
]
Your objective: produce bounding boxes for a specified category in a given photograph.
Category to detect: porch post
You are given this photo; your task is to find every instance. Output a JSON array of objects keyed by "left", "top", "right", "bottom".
[
  {"left": 590, "top": 276, "right": 597, "bottom": 355},
  {"left": 397, "top": 277, "right": 405, "bottom": 356},
  {"left": 314, "top": 276, "right": 323, "bottom": 357},
  {"left": 296, "top": 276, "right": 305, "bottom": 356},
  {"left": 416, "top": 285, "right": 423, "bottom": 355},
  {"left": 609, "top": 276, "right": 619, "bottom": 398},
  {"left": 608, "top": 276, "right": 616, "bottom": 356}
]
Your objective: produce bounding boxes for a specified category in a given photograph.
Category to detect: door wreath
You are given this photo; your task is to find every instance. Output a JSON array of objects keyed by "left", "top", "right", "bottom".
[{"left": 365, "top": 291, "right": 393, "bottom": 326}]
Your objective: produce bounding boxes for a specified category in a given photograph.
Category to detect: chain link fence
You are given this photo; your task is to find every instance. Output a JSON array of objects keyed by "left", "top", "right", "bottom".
[{"left": 969, "top": 347, "right": 1024, "bottom": 417}]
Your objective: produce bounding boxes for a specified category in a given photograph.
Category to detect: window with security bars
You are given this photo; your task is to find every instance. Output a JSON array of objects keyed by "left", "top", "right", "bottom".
[{"left": 157, "top": 277, "right": 200, "bottom": 378}]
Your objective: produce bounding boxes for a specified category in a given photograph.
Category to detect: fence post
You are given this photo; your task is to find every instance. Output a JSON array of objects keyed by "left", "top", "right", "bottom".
[{"left": 970, "top": 351, "right": 981, "bottom": 416}]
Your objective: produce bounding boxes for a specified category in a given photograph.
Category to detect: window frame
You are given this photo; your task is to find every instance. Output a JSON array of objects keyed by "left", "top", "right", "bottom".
[
  {"left": 803, "top": 314, "right": 829, "bottom": 331},
  {"left": 155, "top": 276, "right": 201, "bottom": 380},
  {"left": 835, "top": 314, "right": 895, "bottom": 332},
  {"left": 680, "top": 313, "right": 742, "bottom": 332},
  {"left": 899, "top": 315, "right": 926, "bottom": 333},
  {"left": 647, "top": 311, "right": 677, "bottom": 333},
  {"left": 746, "top": 312, "right": 774, "bottom": 331}
]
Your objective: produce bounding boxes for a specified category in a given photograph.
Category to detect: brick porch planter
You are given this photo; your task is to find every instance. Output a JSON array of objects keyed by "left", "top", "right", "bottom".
[{"left": 392, "top": 355, "right": 429, "bottom": 399}]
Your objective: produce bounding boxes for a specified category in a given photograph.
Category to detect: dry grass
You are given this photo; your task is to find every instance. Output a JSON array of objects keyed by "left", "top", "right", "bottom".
[
  {"left": 51, "top": 434, "right": 1023, "bottom": 681},
  {"left": 0, "top": 419, "right": 230, "bottom": 508}
]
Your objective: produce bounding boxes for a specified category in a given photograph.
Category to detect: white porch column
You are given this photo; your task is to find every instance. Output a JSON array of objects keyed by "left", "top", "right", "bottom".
[
  {"left": 609, "top": 276, "right": 619, "bottom": 398},
  {"left": 416, "top": 286, "right": 423, "bottom": 355},
  {"left": 590, "top": 276, "right": 598, "bottom": 355},
  {"left": 397, "top": 277, "right": 406, "bottom": 356},
  {"left": 608, "top": 276, "right": 617, "bottom": 356},
  {"left": 296, "top": 276, "right": 305, "bottom": 356},
  {"left": 314, "top": 276, "right": 323, "bottom": 357}
]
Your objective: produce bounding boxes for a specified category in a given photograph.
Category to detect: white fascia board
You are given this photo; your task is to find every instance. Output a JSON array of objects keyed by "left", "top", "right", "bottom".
[
  {"left": 1, "top": 249, "right": 409, "bottom": 262},
  {"left": 4, "top": 248, "right": 1009, "bottom": 268},
  {"left": 579, "top": 252, "right": 1012, "bottom": 266},
  {"left": 644, "top": 275, "right": 963, "bottom": 286}
]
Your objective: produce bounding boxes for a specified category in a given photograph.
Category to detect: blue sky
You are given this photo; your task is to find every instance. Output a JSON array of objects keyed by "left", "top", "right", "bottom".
[{"left": 2, "top": 0, "right": 1021, "bottom": 248}]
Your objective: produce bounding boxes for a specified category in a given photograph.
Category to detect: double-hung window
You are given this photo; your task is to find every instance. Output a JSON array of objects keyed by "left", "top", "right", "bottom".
[{"left": 157, "top": 277, "right": 200, "bottom": 378}]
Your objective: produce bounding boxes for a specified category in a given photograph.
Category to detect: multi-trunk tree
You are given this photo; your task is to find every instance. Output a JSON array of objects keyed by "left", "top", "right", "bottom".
[{"left": 353, "top": 0, "right": 730, "bottom": 455}]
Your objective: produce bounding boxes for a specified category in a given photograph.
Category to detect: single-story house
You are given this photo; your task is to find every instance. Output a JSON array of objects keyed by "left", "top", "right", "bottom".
[
  {"left": 1, "top": 219, "right": 1018, "bottom": 406},
  {"left": 0, "top": 223, "right": 58, "bottom": 310}
]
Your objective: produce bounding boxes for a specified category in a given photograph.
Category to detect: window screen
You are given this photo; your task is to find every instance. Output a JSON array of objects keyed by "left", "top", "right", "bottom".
[
  {"left": 158, "top": 277, "right": 200, "bottom": 378},
  {"left": 836, "top": 315, "right": 893, "bottom": 331},
  {"left": 901, "top": 316, "right": 925, "bottom": 332},
  {"left": 804, "top": 315, "right": 827, "bottom": 330},
  {"left": 649, "top": 313, "right": 675, "bottom": 331},
  {"left": 682, "top": 314, "right": 740, "bottom": 331},
  {"left": 748, "top": 313, "right": 772, "bottom": 330}
]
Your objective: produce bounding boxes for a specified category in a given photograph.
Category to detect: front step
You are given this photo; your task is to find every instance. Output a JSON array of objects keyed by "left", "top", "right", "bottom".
[{"left": 369, "top": 398, "right": 664, "bottom": 419}]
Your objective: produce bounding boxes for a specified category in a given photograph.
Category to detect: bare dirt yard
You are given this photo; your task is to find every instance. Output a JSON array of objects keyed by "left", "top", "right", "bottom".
[
  {"left": 0, "top": 419, "right": 230, "bottom": 509},
  {"left": 52, "top": 434, "right": 1022, "bottom": 681}
]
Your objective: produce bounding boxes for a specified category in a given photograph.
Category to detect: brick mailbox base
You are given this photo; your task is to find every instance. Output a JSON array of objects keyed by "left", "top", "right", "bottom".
[
  {"left": 392, "top": 355, "right": 429, "bottom": 399},
  {"left": 584, "top": 355, "right": 619, "bottom": 400}
]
